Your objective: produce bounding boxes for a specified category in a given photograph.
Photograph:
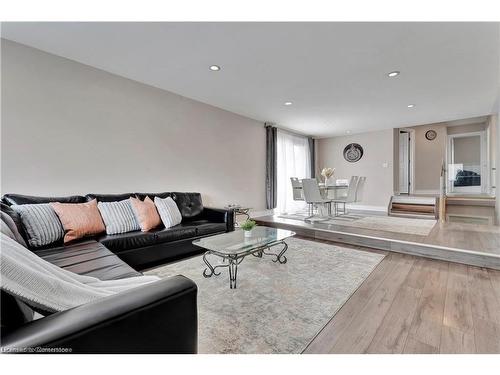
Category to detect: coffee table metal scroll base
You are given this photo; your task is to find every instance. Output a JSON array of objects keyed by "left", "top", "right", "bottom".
[{"left": 202, "top": 240, "right": 289, "bottom": 289}]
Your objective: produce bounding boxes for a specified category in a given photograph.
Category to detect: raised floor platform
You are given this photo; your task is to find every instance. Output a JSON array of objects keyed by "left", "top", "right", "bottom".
[{"left": 254, "top": 214, "right": 500, "bottom": 270}]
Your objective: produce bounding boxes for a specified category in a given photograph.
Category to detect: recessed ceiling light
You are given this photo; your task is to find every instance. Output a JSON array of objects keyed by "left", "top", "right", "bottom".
[
  {"left": 284, "top": 102, "right": 293, "bottom": 106},
  {"left": 209, "top": 65, "right": 221, "bottom": 71},
  {"left": 387, "top": 71, "right": 400, "bottom": 77},
  {"left": 407, "top": 104, "right": 415, "bottom": 108}
]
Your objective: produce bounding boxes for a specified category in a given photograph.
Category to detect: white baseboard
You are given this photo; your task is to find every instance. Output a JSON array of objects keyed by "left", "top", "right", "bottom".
[
  {"left": 249, "top": 209, "right": 275, "bottom": 218},
  {"left": 249, "top": 205, "right": 387, "bottom": 218},
  {"left": 345, "top": 204, "right": 387, "bottom": 213}
]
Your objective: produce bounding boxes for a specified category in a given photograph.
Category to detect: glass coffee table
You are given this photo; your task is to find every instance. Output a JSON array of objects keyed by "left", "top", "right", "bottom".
[{"left": 193, "top": 226, "right": 295, "bottom": 289}]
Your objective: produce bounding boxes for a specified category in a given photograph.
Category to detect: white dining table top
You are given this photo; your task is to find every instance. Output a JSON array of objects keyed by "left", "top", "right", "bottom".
[{"left": 293, "top": 183, "right": 348, "bottom": 189}]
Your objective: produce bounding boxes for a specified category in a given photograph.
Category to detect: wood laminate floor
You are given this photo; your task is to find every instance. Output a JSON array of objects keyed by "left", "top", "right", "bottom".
[{"left": 303, "top": 240, "right": 500, "bottom": 354}]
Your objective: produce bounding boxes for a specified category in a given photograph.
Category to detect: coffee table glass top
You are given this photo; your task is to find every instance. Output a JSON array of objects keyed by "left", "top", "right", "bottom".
[{"left": 193, "top": 226, "right": 295, "bottom": 255}]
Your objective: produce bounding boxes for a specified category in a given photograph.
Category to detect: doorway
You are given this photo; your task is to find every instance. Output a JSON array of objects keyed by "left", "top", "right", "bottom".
[
  {"left": 398, "top": 130, "right": 414, "bottom": 194},
  {"left": 447, "top": 131, "right": 488, "bottom": 194}
]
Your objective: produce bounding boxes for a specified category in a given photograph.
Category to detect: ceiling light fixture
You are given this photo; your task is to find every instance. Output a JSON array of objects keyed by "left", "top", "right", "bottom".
[
  {"left": 387, "top": 71, "right": 400, "bottom": 77},
  {"left": 284, "top": 102, "right": 293, "bottom": 106},
  {"left": 407, "top": 104, "right": 415, "bottom": 108},
  {"left": 346, "top": 130, "right": 351, "bottom": 134},
  {"left": 209, "top": 65, "right": 221, "bottom": 71}
]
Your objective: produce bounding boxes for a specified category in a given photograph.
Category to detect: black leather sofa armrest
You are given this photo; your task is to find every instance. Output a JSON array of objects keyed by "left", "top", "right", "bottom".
[
  {"left": 1, "top": 276, "right": 198, "bottom": 354},
  {"left": 200, "top": 207, "right": 234, "bottom": 232}
]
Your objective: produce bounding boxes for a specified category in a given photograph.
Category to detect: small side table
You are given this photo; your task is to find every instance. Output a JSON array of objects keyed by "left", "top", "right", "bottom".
[{"left": 224, "top": 205, "right": 252, "bottom": 227}]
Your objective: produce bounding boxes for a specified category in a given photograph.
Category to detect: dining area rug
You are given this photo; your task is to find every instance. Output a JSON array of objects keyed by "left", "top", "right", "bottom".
[
  {"left": 278, "top": 213, "right": 437, "bottom": 236},
  {"left": 145, "top": 237, "right": 385, "bottom": 354}
]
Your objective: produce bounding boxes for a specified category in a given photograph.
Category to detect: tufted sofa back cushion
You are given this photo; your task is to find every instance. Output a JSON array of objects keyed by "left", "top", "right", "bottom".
[
  {"left": 170, "top": 192, "right": 203, "bottom": 219},
  {"left": 85, "top": 193, "right": 134, "bottom": 203},
  {"left": 134, "top": 192, "right": 172, "bottom": 201},
  {"left": 2, "top": 194, "right": 86, "bottom": 206}
]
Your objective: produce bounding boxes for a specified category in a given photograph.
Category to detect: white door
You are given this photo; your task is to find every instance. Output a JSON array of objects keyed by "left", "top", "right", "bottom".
[{"left": 399, "top": 131, "right": 410, "bottom": 194}]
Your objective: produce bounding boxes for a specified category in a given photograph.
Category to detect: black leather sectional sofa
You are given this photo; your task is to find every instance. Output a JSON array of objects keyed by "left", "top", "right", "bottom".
[{"left": 0, "top": 191, "right": 234, "bottom": 353}]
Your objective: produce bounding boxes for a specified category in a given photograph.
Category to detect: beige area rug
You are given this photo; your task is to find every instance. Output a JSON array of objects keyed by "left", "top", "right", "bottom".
[
  {"left": 279, "top": 213, "right": 437, "bottom": 236},
  {"left": 145, "top": 237, "right": 385, "bottom": 354}
]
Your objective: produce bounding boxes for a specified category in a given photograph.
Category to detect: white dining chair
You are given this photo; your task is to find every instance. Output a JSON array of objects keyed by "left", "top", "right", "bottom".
[
  {"left": 355, "top": 176, "right": 366, "bottom": 202},
  {"left": 331, "top": 176, "right": 359, "bottom": 216},
  {"left": 290, "top": 177, "right": 304, "bottom": 201},
  {"left": 301, "top": 178, "right": 333, "bottom": 222}
]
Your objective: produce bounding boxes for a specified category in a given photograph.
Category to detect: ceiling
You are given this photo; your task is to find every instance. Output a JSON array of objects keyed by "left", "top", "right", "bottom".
[{"left": 2, "top": 22, "right": 499, "bottom": 137}]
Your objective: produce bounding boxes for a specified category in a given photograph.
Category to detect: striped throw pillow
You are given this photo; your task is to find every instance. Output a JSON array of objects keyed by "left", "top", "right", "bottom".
[
  {"left": 11, "top": 204, "right": 64, "bottom": 247},
  {"left": 97, "top": 199, "right": 140, "bottom": 235},
  {"left": 154, "top": 196, "right": 182, "bottom": 228}
]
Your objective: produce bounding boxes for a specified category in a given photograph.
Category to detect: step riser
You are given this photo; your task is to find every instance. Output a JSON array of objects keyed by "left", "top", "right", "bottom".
[
  {"left": 389, "top": 195, "right": 438, "bottom": 219},
  {"left": 389, "top": 212, "right": 436, "bottom": 220},
  {"left": 391, "top": 203, "right": 435, "bottom": 213},
  {"left": 446, "top": 200, "right": 495, "bottom": 207}
]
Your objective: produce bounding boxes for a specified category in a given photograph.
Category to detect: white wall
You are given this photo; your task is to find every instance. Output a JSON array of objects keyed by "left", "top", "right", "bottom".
[
  {"left": 1, "top": 39, "right": 267, "bottom": 211},
  {"left": 317, "top": 129, "right": 394, "bottom": 210}
]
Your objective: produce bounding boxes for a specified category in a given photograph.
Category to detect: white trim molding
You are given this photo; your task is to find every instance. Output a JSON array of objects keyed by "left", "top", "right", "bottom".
[
  {"left": 250, "top": 209, "right": 276, "bottom": 218},
  {"left": 346, "top": 204, "right": 388, "bottom": 213}
]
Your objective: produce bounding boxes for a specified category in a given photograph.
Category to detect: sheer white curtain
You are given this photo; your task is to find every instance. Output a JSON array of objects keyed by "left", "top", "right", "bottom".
[{"left": 276, "top": 130, "right": 311, "bottom": 214}]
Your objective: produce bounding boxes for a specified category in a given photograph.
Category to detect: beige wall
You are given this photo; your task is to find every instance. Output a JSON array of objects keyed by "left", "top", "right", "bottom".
[
  {"left": 317, "top": 129, "right": 394, "bottom": 210},
  {"left": 1, "top": 40, "right": 267, "bottom": 211}
]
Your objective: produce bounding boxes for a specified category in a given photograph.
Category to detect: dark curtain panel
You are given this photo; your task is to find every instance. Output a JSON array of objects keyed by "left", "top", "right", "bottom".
[
  {"left": 265, "top": 124, "right": 277, "bottom": 209},
  {"left": 308, "top": 137, "right": 316, "bottom": 178}
]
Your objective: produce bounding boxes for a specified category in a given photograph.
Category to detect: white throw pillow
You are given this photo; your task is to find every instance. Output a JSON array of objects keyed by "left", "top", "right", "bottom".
[
  {"left": 97, "top": 199, "right": 140, "bottom": 235},
  {"left": 154, "top": 196, "right": 182, "bottom": 228}
]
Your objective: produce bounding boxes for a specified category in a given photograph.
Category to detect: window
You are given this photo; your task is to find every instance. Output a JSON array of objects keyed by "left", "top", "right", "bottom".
[{"left": 276, "top": 130, "right": 311, "bottom": 214}]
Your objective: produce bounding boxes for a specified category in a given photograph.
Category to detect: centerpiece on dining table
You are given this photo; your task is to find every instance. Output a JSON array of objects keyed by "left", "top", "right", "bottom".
[{"left": 320, "top": 167, "right": 335, "bottom": 185}]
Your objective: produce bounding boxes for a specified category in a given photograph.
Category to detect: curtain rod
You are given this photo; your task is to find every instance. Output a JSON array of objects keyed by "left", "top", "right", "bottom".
[{"left": 263, "top": 122, "right": 314, "bottom": 139}]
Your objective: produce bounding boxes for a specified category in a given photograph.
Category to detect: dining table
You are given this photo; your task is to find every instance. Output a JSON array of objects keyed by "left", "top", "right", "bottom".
[{"left": 293, "top": 182, "right": 349, "bottom": 199}]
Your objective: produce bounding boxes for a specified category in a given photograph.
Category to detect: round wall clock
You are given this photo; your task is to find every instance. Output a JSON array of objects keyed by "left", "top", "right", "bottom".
[
  {"left": 343, "top": 143, "right": 364, "bottom": 163},
  {"left": 425, "top": 130, "right": 437, "bottom": 141}
]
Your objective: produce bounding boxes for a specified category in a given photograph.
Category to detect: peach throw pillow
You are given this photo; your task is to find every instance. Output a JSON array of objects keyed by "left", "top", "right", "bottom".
[
  {"left": 130, "top": 196, "right": 161, "bottom": 232},
  {"left": 51, "top": 199, "right": 105, "bottom": 243}
]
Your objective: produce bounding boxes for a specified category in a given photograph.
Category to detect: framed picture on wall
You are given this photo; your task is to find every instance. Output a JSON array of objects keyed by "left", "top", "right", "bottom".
[
  {"left": 343, "top": 143, "right": 364, "bottom": 163},
  {"left": 425, "top": 130, "right": 437, "bottom": 141}
]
